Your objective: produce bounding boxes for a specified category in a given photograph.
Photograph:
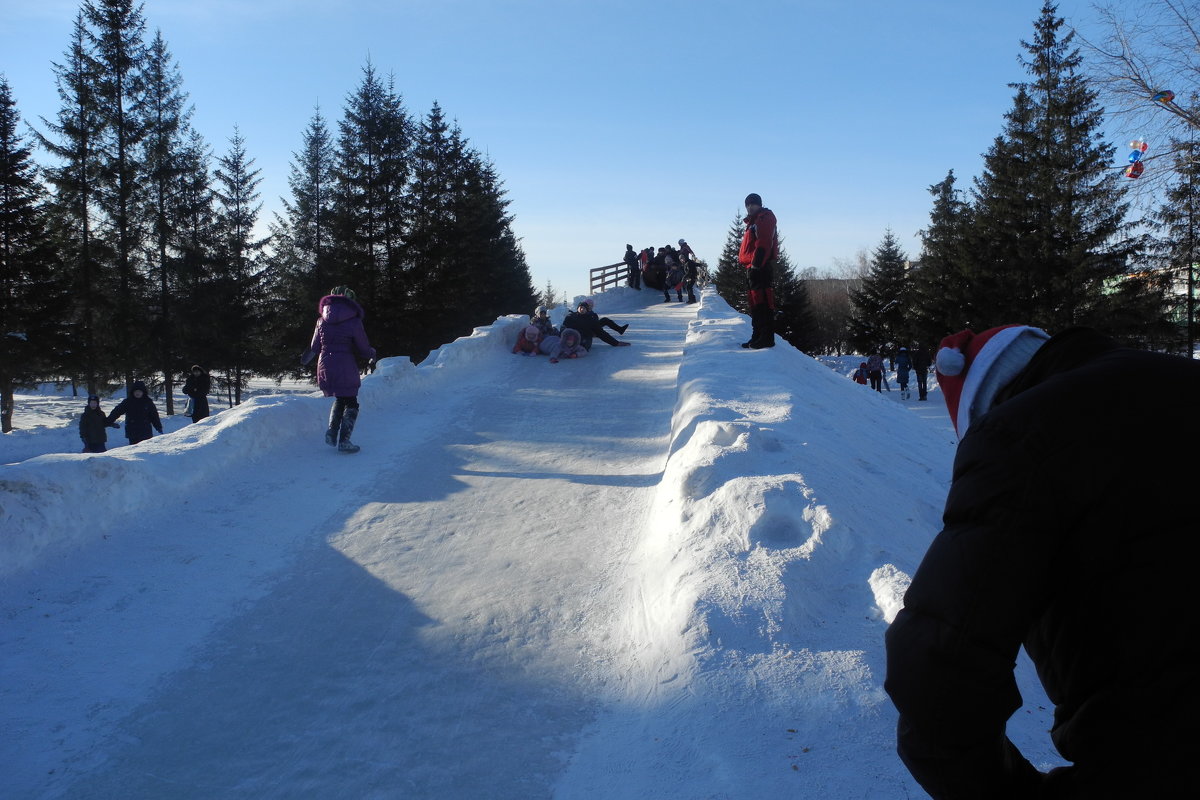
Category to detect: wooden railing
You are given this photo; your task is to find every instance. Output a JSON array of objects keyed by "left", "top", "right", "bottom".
[{"left": 589, "top": 262, "right": 626, "bottom": 294}]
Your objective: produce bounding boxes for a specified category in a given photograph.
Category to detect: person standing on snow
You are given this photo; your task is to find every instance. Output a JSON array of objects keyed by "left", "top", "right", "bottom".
[
  {"left": 895, "top": 346, "right": 912, "bottom": 399},
  {"left": 910, "top": 343, "right": 932, "bottom": 401},
  {"left": 739, "top": 193, "right": 778, "bottom": 348},
  {"left": 79, "top": 394, "right": 117, "bottom": 453},
  {"left": 623, "top": 244, "right": 641, "bottom": 290},
  {"left": 182, "top": 364, "right": 211, "bottom": 423},
  {"left": 106, "top": 380, "right": 163, "bottom": 445},
  {"left": 302, "top": 286, "right": 376, "bottom": 454},
  {"left": 866, "top": 351, "right": 885, "bottom": 392},
  {"left": 884, "top": 325, "right": 1200, "bottom": 798},
  {"left": 683, "top": 255, "right": 699, "bottom": 304},
  {"left": 677, "top": 238, "right": 696, "bottom": 262}
]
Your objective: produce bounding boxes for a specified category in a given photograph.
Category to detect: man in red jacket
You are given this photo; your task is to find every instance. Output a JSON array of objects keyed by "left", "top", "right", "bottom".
[{"left": 738, "top": 193, "right": 779, "bottom": 349}]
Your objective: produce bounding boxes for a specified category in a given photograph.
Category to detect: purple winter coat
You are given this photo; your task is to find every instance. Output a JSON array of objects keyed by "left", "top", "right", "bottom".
[{"left": 309, "top": 295, "right": 376, "bottom": 397}]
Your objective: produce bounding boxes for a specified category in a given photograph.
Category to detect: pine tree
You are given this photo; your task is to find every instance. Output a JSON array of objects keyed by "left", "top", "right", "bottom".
[
  {"left": 140, "top": 29, "right": 189, "bottom": 412},
  {"left": 848, "top": 229, "right": 911, "bottom": 353},
  {"left": 84, "top": 0, "right": 152, "bottom": 389},
  {"left": 968, "top": 1, "right": 1136, "bottom": 332},
  {"left": 330, "top": 60, "right": 413, "bottom": 350},
  {"left": 1146, "top": 136, "right": 1200, "bottom": 352},
  {"left": 265, "top": 107, "right": 337, "bottom": 376},
  {"left": 912, "top": 169, "right": 973, "bottom": 343},
  {"left": 210, "top": 128, "right": 269, "bottom": 404},
  {"left": 449, "top": 149, "right": 536, "bottom": 330},
  {"left": 0, "top": 78, "right": 68, "bottom": 432},
  {"left": 713, "top": 212, "right": 748, "bottom": 312},
  {"left": 172, "top": 127, "right": 219, "bottom": 378},
  {"left": 37, "top": 13, "right": 112, "bottom": 393},
  {"left": 771, "top": 250, "right": 818, "bottom": 352}
]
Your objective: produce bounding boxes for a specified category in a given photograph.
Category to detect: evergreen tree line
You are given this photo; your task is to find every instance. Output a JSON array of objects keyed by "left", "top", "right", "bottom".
[
  {"left": 848, "top": 2, "right": 1193, "bottom": 357},
  {"left": 714, "top": 3, "right": 1193, "bottom": 360},
  {"left": 0, "top": 0, "right": 535, "bottom": 432}
]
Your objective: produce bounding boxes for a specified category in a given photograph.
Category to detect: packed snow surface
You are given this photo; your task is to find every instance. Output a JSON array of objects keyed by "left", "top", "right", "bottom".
[{"left": 0, "top": 288, "right": 1063, "bottom": 798}]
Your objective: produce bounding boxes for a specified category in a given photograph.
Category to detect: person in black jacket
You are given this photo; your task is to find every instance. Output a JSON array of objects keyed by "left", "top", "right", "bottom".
[
  {"left": 623, "top": 244, "right": 641, "bottom": 290},
  {"left": 106, "top": 380, "right": 163, "bottom": 446},
  {"left": 884, "top": 325, "right": 1200, "bottom": 799},
  {"left": 78, "top": 395, "right": 117, "bottom": 453},
  {"left": 562, "top": 299, "right": 630, "bottom": 350},
  {"left": 182, "top": 364, "right": 210, "bottom": 423},
  {"left": 910, "top": 343, "right": 932, "bottom": 401}
]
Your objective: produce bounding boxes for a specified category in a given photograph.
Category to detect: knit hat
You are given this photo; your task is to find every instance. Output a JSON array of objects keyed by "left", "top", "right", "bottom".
[
  {"left": 524, "top": 325, "right": 540, "bottom": 341},
  {"left": 935, "top": 325, "right": 1050, "bottom": 436},
  {"left": 87, "top": 394, "right": 100, "bottom": 403},
  {"left": 745, "top": 193, "right": 762, "bottom": 207}
]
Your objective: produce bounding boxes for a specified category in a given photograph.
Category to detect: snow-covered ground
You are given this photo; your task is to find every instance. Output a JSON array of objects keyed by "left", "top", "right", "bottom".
[{"left": 0, "top": 287, "right": 1064, "bottom": 798}]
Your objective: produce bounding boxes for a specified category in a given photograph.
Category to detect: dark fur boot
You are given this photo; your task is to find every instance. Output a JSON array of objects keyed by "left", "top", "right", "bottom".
[{"left": 337, "top": 406, "right": 360, "bottom": 453}]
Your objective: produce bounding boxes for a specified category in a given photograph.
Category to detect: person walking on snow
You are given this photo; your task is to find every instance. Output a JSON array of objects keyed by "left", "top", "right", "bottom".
[
  {"left": 895, "top": 347, "right": 912, "bottom": 399},
  {"left": 79, "top": 394, "right": 117, "bottom": 453},
  {"left": 623, "top": 244, "right": 641, "bottom": 290},
  {"left": 302, "top": 286, "right": 376, "bottom": 453},
  {"left": 866, "top": 351, "right": 885, "bottom": 392},
  {"left": 911, "top": 343, "right": 932, "bottom": 401},
  {"left": 106, "top": 380, "right": 163, "bottom": 445},
  {"left": 739, "top": 193, "right": 778, "bottom": 348},
  {"left": 182, "top": 364, "right": 211, "bottom": 422},
  {"left": 884, "top": 325, "right": 1200, "bottom": 798}
]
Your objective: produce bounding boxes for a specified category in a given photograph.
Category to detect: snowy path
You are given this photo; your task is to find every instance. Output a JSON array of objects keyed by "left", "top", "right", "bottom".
[{"left": 2, "top": 298, "right": 694, "bottom": 799}]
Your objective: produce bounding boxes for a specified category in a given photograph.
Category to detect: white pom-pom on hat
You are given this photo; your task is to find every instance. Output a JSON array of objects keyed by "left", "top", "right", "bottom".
[{"left": 936, "top": 347, "right": 966, "bottom": 377}]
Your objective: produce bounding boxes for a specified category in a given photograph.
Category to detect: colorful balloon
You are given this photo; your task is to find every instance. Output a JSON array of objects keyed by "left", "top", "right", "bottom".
[
  {"left": 1129, "top": 140, "right": 1149, "bottom": 152},
  {"left": 1128, "top": 151, "right": 1143, "bottom": 163},
  {"left": 1125, "top": 161, "right": 1145, "bottom": 178},
  {"left": 1153, "top": 90, "right": 1175, "bottom": 103}
]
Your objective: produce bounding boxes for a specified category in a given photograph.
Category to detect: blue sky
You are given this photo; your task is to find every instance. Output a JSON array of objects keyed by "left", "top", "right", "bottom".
[{"left": 2, "top": 0, "right": 1107, "bottom": 299}]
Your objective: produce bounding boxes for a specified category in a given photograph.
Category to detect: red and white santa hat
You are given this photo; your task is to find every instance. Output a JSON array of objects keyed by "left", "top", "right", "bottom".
[{"left": 935, "top": 324, "right": 1050, "bottom": 436}]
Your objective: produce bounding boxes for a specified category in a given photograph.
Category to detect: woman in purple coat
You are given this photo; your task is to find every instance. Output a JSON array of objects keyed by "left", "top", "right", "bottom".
[{"left": 303, "top": 286, "right": 376, "bottom": 453}]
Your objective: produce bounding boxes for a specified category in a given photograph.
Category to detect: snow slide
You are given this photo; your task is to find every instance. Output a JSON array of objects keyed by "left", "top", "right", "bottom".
[{"left": 0, "top": 287, "right": 1062, "bottom": 798}]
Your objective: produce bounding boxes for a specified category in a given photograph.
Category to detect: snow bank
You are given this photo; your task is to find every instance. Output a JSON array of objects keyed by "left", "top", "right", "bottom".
[
  {"left": 561, "top": 291, "right": 958, "bottom": 794},
  {"left": 0, "top": 314, "right": 532, "bottom": 577}
]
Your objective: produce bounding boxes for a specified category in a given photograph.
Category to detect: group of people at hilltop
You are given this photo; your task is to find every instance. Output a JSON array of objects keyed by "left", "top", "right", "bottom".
[
  {"left": 623, "top": 240, "right": 702, "bottom": 303},
  {"left": 512, "top": 299, "right": 630, "bottom": 363}
]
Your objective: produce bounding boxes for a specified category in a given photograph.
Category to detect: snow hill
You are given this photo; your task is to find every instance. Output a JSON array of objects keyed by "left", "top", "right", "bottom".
[{"left": 0, "top": 288, "right": 1064, "bottom": 798}]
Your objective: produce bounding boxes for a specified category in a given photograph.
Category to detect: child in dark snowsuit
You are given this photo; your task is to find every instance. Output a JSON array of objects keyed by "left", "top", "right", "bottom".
[{"left": 79, "top": 395, "right": 115, "bottom": 453}]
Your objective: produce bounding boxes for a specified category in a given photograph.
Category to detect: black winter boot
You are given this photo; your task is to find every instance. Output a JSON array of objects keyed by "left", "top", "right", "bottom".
[
  {"left": 325, "top": 404, "right": 344, "bottom": 446},
  {"left": 338, "top": 407, "right": 361, "bottom": 453}
]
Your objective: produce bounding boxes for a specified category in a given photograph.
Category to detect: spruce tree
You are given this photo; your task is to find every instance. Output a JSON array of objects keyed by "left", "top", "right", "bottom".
[
  {"left": 713, "top": 212, "right": 748, "bottom": 312},
  {"left": 85, "top": 0, "right": 152, "bottom": 389},
  {"left": 210, "top": 128, "right": 268, "bottom": 404},
  {"left": 172, "top": 127, "right": 219, "bottom": 378},
  {"left": 968, "top": 1, "right": 1136, "bottom": 332},
  {"left": 912, "top": 169, "right": 973, "bottom": 343},
  {"left": 330, "top": 60, "right": 413, "bottom": 347},
  {"left": 1146, "top": 136, "right": 1200, "bottom": 352},
  {"left": 140, "top": 29, "right": 189, "bottom": 412},
  {"left": 848, "top": 229, "right": 910, "bottom": 353},
  {"left": 0, "top": 78, "right": 68, "bottom": 432},
  {"left": 37, "top": 13, "right": 111, "bottom": 393},
  {"left": 771, "top": 250, "right": 818, "bottom": 352},
  {"left": 265, "top": 107, "right": 337, "bottom": 376}
]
